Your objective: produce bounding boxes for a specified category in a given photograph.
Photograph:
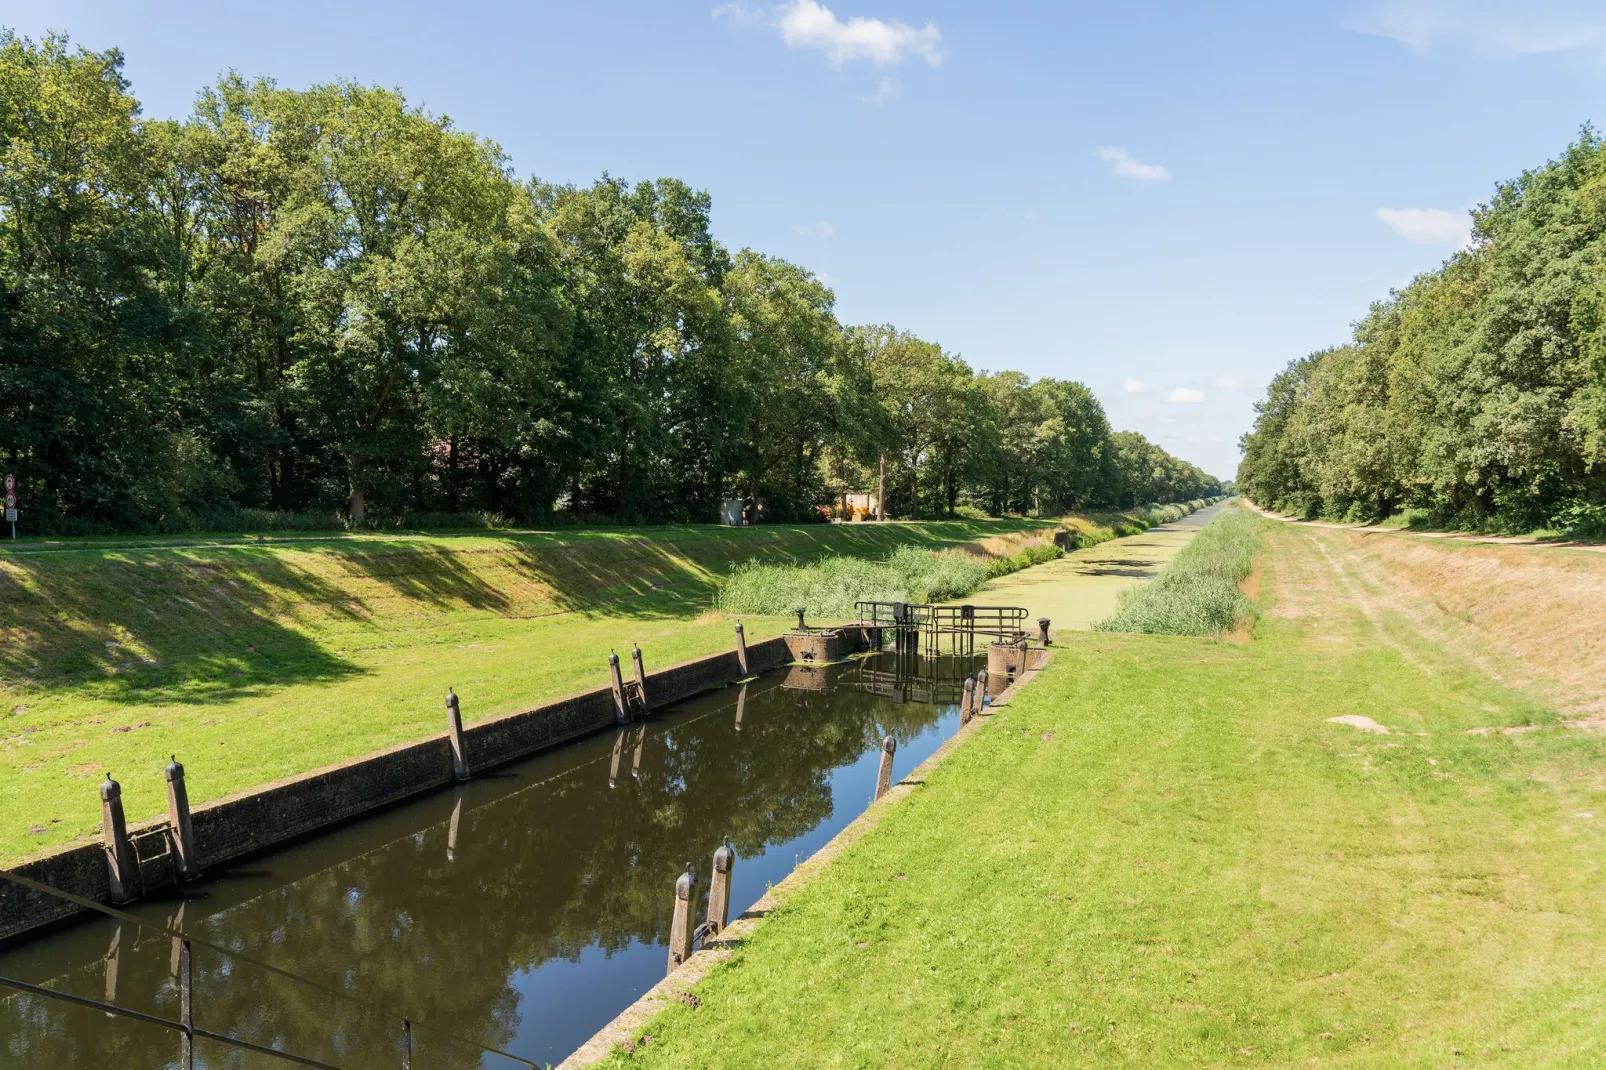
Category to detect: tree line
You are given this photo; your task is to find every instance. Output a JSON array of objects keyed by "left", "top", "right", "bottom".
[
  {"left": 1238, "top": 128, "right": 1606, "bottom": 532},
  {"left": 0, "top": 32, "right": 1220, "bottom": 534}
]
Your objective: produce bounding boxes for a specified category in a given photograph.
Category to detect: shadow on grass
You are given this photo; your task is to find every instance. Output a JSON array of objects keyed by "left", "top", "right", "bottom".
[{"left": 0, "top": 520, "right": 1046, "bottom": 708}]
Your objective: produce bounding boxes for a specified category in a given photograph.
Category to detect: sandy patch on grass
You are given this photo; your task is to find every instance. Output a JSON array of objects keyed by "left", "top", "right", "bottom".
[{"left": 1328, "top": 715, "right": 1389, "bottom": 734}]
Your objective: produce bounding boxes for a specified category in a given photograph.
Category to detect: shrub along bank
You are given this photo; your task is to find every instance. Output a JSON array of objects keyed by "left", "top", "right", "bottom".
[
  {"left": 715, "top": 499, "right": 1222, "bottom": 619},
  {"left": 716, "top": 541, "right": 1063, "bottom": 618}
]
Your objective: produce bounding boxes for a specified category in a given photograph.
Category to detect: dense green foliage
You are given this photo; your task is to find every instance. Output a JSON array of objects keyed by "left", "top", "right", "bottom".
[
  {"left": 1238, "top": 128, "right": 1606, "bottom": 532},
  {"left": 0, "top": 32, "right": 1219, "bottom": 534},
  {"left": 1095, "top": 506, "right": 1260, "bottom": 634}
]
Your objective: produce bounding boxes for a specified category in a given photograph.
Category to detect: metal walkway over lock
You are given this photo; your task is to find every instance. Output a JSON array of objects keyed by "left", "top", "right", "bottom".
[{"left": 853, "top": 600, "right": 1029, "bottom": 655}]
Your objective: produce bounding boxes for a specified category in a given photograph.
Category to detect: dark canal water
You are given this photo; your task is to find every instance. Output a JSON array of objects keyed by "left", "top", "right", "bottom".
[{"left": 0, "top": 651, "right": 976, "bottom": 1069}]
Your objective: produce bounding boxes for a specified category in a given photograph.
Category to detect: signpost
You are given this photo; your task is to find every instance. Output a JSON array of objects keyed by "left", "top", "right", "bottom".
[{"left": 5, "top": 473, "right": 16, "bottom": 539}]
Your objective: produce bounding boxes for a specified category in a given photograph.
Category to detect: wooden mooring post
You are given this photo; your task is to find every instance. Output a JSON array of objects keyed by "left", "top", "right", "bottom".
[
  {"left": 446, "top": 689, "right": 470, "bottom": 781},
  {"left": 609, "top": 651, "right": 629, "bottom": 724},
  {"left": 631, "top": 644, "right": 649, "bottom": 711},
  {"left": 165, "top": 756, "right": 197, "bottom": 881},
  {"left": 960, "top": 676, "right": 976, "bottom": 725},
  {"left": 708, "top": 839, "right": 736, "bottom": 936},
  {"left": 668, "top": 864, "right": 697, "bottom": 971},
  {"left": 734, "top": 620, "right": 748, "bottom": 675},
  {"left": 874, "top": 735, "right": 897, "bottom": 800},
  {"left": 100, "top": 776, "right": 138, "bottom": 903}
]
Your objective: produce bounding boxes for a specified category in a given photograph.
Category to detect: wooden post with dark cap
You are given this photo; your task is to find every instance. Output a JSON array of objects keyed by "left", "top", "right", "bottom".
[
  {"left": 100, "top": 775, "right": 138, "bottom": 903},
  {"left": 631, "top": 644, "right": 649, "bottom": 712},
  {"left": 165, "top": 756, "right": 197, "bottom": 880},
  {"left": 874, "top": 735, "right": 897, "bottom": 800},
  {"left": 734, "top": 620, "right": 748, "bottom": 675},
  {"left": 668, "top": 863, "right": 698, "bottom": 971},
  {"left": 960, "top": 676, "right": 976, "bottom": 725},
  {"left": 446, "top": 689, "right": 469, "bottom": 780},
  {"left": 609, "top": 651, "right": 629, "bottom": 724},
  {"left": 708, "top": 839, "right": 736, "bottom": 936}
]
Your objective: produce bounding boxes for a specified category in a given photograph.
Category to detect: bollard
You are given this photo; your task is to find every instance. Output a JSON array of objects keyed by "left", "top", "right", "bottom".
[
  {"left": 874, "top": 734, "right": 897, "bottom": 800},
  {"left": 631, "top": 644, "right": 649, "bottom": 712},
  {"left": 708, "top": 839, "right": 736, "bottom": 936},
  {"left": 446, "top": 689, "right": 470, "bottom": 781},
  {"left": 1018, "top": 637, "right": 1030, "bottom": 673},
  {"left": 667, "top": 864, "right": 698, "bottom": 971},
  {"left": 734, "top": 620, "right": 749, "bottom": 675},
  {"left": 960, "top": 676, "right": 976, "bottom": 725},
  {"left": 794, "top": 606, "right": 807, "bottom": 632},
  {"left": 165, "top": 756, "right": 197, "bottom": 881},
  {"left": 734, "top": 682, "right": 747, "bottom": 732},
  {"left": 977, "top": 668, "right": 990, "bottom": 706},
  {"left": 609, "top": 651, "right": 629, "bottom": 724},
  {"left": 1038, "top": 617, "right": 1051, "bottom": 645},
  {"left": 609, "top": 727, "right": 626, "bottom": 787},
  {"left": 100, "top": 776, "right": 138, "bottom": 903}
]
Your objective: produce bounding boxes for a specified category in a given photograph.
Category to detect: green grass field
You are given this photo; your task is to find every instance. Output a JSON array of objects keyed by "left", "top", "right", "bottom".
[
  {"left": 606, "top": 519, "right": 1606, "bottom": 1067},
  {"left": 0, "top": 519, "right": 1066, "bottom": 863}
]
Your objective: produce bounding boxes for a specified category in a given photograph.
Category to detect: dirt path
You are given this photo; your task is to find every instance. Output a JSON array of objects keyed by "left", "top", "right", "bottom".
[
  {"left": 1243, "top": 498, "right": 1606, "bottom": 554},
  {"left": 1263, "top": 515, "right": 1606, "bottom": 722},
  {"left": 946, "top": 502, "right": 1231, "bottom": 631}
]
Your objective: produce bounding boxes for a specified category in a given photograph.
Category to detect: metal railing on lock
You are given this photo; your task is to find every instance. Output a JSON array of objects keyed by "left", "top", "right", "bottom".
[
  {"left": 852, "top": 600, "right": 934, "bottom": 630},
  {"left": 852, "top": 601, "right": 1029, "bottom": 655},
  {"left": 0, "top": 868, "right": 540, "bottom": 1070}
]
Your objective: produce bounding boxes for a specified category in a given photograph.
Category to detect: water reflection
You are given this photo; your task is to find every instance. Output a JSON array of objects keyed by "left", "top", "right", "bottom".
[{"left": 1, "top": 652, "right": 976, "bottom": 1069}]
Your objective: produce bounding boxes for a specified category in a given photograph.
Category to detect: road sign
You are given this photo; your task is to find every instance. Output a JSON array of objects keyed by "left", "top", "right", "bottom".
[
  {"left": 4, "top": 509, "right": 14, "bottom": 523},
  {"left": 3, "top": 493, "right": 12, "bottom": 509},
  {"left": 2, "top": 473, "right": 12, "bottom": 493}
]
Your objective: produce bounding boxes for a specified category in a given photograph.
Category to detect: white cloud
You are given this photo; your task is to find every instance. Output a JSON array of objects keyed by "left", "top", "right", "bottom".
[
  {"left": 1376, "top": 206, "right": 1471, "bottom": 247},
  {"left": 1122, "top": 377, "right": 1151, "bottom": 395},
  {"left": 718, "top": 1, "right": 943, "bottom": 67},
  {"left": 1167, "top": 387, "right": 1206, "bottom": 404},
  {"left": 1096, "top": 146, "right": 1172, "bottom": 183},
  {"left": 865, "top": 76, "right": 902, "bottom": 104},
  {"left": 1350, "top": 1, "right": 1606, "bottom": 58},
  {"left": 792, "top": 221, "right": 836, "bottom": 238},
  {"left": 1214, "top": 377, "right": 1252, "bottom": 390}
]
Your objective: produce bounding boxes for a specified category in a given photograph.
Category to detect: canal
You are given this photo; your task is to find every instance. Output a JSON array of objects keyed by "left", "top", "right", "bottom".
[{"left": 0, "top": 651, "right": 978, "bottom": 1069}]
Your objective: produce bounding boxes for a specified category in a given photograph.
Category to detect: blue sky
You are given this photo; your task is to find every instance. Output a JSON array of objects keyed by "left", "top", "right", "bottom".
[{"left": 9, "top": 1, "right": 1606, "bottom": 478}]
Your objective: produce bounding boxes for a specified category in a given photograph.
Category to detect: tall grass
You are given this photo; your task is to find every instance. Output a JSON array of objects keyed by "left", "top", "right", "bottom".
[
  {"left": 1095, "top": 506, "right": 1262, "bottom": 635},
  {"left": 718, "top": 541, "right": 1062, "bottom": 618}
]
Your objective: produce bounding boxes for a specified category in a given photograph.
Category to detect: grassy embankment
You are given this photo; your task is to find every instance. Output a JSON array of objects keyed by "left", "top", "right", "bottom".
[
  {"left": 0, "top": 518, "right": 1085, "bottom": 863},
  {"left": 608, "top": 510, "right": 1606, "bottom": 1067}
]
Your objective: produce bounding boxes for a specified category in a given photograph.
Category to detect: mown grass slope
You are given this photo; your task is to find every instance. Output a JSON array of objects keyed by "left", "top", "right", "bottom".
[
  {"left": 1, "top": 520, "right": 1062, "bottom": 862},
  {"left": 609, "top": 520, "right": 1606, "bottom": 1067}
]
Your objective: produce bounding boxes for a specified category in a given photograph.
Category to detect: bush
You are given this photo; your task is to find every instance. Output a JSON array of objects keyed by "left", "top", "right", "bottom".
[
  {"left": 1550, "top": 500, "right": 1606, "bottom": 539},
  {"left": 716, "top": 538, "right": 1065, "bottom": 618},
  {"left": 1094, "top": 506, "right": 1262, "bottom": 635}
]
